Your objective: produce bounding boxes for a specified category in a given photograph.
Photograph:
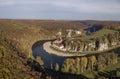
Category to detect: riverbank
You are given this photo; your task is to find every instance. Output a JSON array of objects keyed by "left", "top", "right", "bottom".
[
  {"left": 43, "top": 42, "right": 86, "bottom": 57},
  {"left": 43, "top": 41, "right": 120, "bottom": 57}
]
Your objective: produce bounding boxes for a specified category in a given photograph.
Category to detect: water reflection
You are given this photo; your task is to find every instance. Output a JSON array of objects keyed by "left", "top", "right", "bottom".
[
  {"left": 32, "top": 40, "right": 120, "bottom": 70},
  {"left": 32, "top": 41, "right": 66, "bottom": 70}
]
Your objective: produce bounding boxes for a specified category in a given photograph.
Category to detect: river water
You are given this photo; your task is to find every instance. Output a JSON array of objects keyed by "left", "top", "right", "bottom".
[
  {"left": 32, "top": 40, "right": 120, "bottom": 71},
  {"left": 32, "top": 42, "right": 67, "bottom": 70}
]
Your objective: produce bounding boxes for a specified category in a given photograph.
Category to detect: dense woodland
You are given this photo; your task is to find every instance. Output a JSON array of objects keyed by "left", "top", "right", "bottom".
[{"left": 61, "top": 52, "right": 118, "bottom": 74}]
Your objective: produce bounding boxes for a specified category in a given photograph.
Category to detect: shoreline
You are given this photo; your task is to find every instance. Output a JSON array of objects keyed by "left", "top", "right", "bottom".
[
  {"left": 43, "top": 42, "right": 86, "bottom": 57},
  {"left": 43, "top": 41, "right": 120, "bottom": 57}
]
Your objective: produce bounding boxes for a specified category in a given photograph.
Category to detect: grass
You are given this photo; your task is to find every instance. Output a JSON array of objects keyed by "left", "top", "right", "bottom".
[
  {"left": 82, "top": 71, "right": 96, "bottom": 79},
  {"left": 76, "top": 29, "right": 118, "bottom": 41},
  {"left": 81, "top": 57, "right": 120, "bottom": 79},
  {"left": 104, "top": 57, "right": 120, "bottom": 71}
]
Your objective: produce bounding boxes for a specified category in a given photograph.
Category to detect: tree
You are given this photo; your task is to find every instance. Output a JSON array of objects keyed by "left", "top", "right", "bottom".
[
  {"left": 110, "top": 52, "right": 118, "bottom": 64},
  {"left": 90, "top": 55, "right": 96, "bottom": 70},
  {"left": 75, "top": 57, "right": 81, "bottom": 74},
  {"left": 35, "top": 56, "right": 44, "bottom": 66},
  {"left": 74, "top": 41, "right": 78, "bottom": 51},
  {"left": 76, "top": 40, "right": 81, "bottom": 51},
  {"left": 62, "top": 59, "right": 70, "bottom": 72},
  {"left": 97, "top": 55, "right": 106, "bottom": 70},
  {"left": 62, "top": 58, "right": 75, "bottom": 73},
  {"left": 55, "top": 63, "right": 59, "bottom": 71},
  {"left": 81, "top": 57, "right": 87, "bottom": 72},
  {"left": 68, "top": 58, "right": 76, "bottom": 74},
  {"left": 107, "top": 33, "right": 114, "bottom": 46}
]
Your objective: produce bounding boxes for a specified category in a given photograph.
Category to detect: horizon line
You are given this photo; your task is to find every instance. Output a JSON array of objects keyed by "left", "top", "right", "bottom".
[{"left": 0, "top": 18, "right": 120, "bottom": 22}]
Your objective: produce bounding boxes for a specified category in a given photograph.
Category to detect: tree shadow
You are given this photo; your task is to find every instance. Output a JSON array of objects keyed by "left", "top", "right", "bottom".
[
  {"left": 32, "top": 40, "right": 67, "bottom": 70},
  {"left": 46, "top": 68, "right": 90, "bottom": 79},
  {"left": 27, "top": 58, "right": 89, "bottom": 79},
  {"left": 97, "top": 70, "right": 120, "bottom": 79}
]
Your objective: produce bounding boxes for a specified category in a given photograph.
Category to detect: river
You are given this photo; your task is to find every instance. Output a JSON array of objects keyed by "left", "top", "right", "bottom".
[
  {"left": 32, "top": 40, "right": 120, "bottom": 70},
  {"left": 32, "top": 40, "right": 67, "bottom": 70}
]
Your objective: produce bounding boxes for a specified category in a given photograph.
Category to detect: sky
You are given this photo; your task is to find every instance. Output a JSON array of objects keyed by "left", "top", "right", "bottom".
[{"left": 0, "top": 0, "right": 120, "bottom": 21}]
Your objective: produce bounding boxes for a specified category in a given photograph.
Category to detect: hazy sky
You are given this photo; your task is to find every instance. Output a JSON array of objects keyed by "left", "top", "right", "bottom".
[{"left": 0, "top": 0, "right": 120, "bottom": 20}]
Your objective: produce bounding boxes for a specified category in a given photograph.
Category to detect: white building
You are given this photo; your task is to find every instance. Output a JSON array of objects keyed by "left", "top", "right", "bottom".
[
  {"left": 75, "top": 30, "right": 82, "bottom": 35},
  {"left": 66, "top": 29, "right": 73, "bottom": 37},
  {"left": 98, "top": 43, "right": 108, "bottom": 51}
]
